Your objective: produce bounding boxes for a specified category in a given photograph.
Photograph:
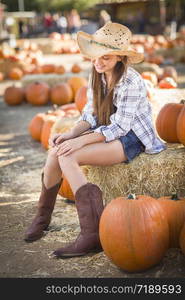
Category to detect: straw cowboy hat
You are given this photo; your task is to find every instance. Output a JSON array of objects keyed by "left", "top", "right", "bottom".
[{"left": 77, "top": 22, "right": 144, "bottom": 64}]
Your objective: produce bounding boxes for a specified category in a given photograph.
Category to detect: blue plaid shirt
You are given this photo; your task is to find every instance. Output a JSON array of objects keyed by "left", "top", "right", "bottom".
[{"left": 78, "top": 67, "right": 166, "bottom": 154}]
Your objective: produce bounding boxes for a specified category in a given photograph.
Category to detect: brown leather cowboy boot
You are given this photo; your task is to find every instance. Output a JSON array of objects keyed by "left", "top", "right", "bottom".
[
  {"left": 53, "top": 182, "right": 104, "bottom": 258},
  {"left": 24, "top": 173, "right": 62, "bottom": 242}
]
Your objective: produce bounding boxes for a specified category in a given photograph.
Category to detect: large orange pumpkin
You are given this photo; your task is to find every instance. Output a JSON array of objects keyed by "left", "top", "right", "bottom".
[
  {"left": 40, "top": 115, "right": 57, "bottom": 149},
  {"left": 58, "top": 177, "right": 75, "bottom": 201},
  {"left": 99, "top": 194, "right": 169, "bottom": 272},
  {"left": 158, "top": 194, "right": 185, "bottom": 248},
  {"left": 25, "top": 81, "right": 50, "bottom": 106},
  {"left": 50, "top": 83, "right": 73, "bottom": 105},
  {"left": 176, "top": 102, "right": 185, "bottom": 146},
  {"left": 67, "top": 76, "right": 88, "bottom": 98},
  {"left": 4, "top": 86, "right": 25, "bottom": 105},
  {"left": 28, "top": 113, "right": 46, "bottom": 142},
  {"left": 74, "top": 86, "right": 87, "bottom": 113},
  {"left": 155, "top": 101, "right": 184, "bottom": 143},
  {"left": 179, "top": 222, "right": 185, "bottom": 255}
]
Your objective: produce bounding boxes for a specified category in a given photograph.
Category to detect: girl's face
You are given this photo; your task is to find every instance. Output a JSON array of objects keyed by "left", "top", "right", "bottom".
[{"left": 92, "top": 55, "right": 121, "bottom": 74}]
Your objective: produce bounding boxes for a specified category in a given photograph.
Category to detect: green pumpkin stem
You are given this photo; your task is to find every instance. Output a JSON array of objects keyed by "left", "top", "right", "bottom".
[
  {"left": 171, "top": 192, "right": 179, "bottom": 200},
  {"left": 127, "top": 194, "right": 136, "bottom": 199}
]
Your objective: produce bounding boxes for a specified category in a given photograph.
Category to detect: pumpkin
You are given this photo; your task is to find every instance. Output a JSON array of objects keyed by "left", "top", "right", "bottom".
[
  {"left": 71, "top": 63, "right": 82, "bottom": 73},
  {"left": 141, "top": 71, "right": 158, "bottom": 86},
  {"left": 74, "top": 86, "right": 87, "bottom": 113},
  {"left": 40, "top": 115, "right": 57, "bottom": 149},
  {"left": 176, "top": 102, "right": 185, "bottom": 146},
  {"left": 50, "top": 83, "right": 73, "bottom": 105},
  {"left": 158, "top": 193, "right": 185, "bottom": 248},
  {"left": 42, "top": 64, "right": 56, "bottom": 73},
  {"left": 8, "top": 67, "right": 23, "bottom": 80},
  {"left": 0, "top": 72, "right": 4, "bottom": 81},
  {"left": 67, "top": 76, "right": 88, "bottom": 98},
  {"left": 4, "top": 86, "right": 25, "bottom": 106},
  {"left": 155, "top": 101, "right": 184, "bottom": 143},
  {"left": 28, "top": 113, "right": 46, "bottom": 142},
  {"left": 179, "top": 222, "right": 185, "bottom": 255},
  {"left": 55, "top": 65, "right": 66, "bottom": 74},
  {"left": 158, "top": 77, "right": 177, "bottom": 89},
  {"left": 25, "top": 81, "right": 50, "bottom": 106},
  {"left": 99, "top": 194, "right": 169, "bottom": 272},
  {"left": 58, "top": 177, "right": 75, "bottom": 201},
  {"left": 159, "top": 66, "right": 178, "bottom": 83}
]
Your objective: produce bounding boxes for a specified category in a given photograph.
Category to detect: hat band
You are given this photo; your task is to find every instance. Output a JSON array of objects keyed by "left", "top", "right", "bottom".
[{"left": 89, "top": 39, "right": 121, "bottom": 51}]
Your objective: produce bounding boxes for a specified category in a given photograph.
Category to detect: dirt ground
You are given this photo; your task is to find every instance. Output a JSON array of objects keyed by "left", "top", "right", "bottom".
[{"left": 1, "top": 55, "right": 185, "bottom": 279}]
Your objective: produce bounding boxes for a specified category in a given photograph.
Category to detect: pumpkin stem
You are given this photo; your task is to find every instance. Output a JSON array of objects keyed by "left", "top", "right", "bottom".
[
  {"left": 171, "top": 192, "right": 179, "bottom": 200},
  {"left": 180, "top": 99, "right": 185, "bottom": 104},
  {"left": 127, "top": 193, "right": 136, "bottom": 199}
]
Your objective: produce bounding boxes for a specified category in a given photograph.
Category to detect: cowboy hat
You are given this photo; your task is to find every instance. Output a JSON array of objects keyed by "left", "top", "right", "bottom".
[{"left": 77, "top": 22, "right": 144, "bottom": 64}]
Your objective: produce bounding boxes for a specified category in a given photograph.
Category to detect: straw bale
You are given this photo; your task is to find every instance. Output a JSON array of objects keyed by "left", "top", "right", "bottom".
[
  {"left": 133, "top": 62, "right": 163, "bottom": 77},
  {"left": 156, "top": 46, "right": 185, "bottom": 63},
  {"left": 85, "top": 143, "right": 185, "bottom": 205},
  {"left": 0, "top": 60, "right": 27, "bottom": 76},
  {"left": 21, "top": 70, "right": 90, "bottom": 88},
  {"left": 50, "top": 115, "right": 80, "bottom": 136}
]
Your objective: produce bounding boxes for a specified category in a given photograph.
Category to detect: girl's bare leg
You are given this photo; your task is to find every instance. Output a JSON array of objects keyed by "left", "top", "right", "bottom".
[
  {"left": 43, "top": 148, "right": 62, "bottom": 188},
  {"left": 58, "top": 140, "right": 126, "bottom": 194}
]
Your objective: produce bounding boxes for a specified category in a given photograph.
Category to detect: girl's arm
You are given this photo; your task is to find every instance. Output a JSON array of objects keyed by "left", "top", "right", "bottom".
[
  {"left": 55, "top": 131, "right": 105, "bottom": 156},
  {"left": 53, "top": 120, "right": 91, "bottom": 146}
]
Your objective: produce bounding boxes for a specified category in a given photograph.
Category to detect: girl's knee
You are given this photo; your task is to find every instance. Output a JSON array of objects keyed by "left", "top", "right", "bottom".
[
  {"left": 58, "top": 153, "right": 78, "bottom": 169},
  {"left": 47, "top": 147, "right": 58, "bottom": 159}
]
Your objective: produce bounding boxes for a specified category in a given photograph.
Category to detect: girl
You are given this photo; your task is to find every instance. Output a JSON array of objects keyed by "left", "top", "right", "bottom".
[{"left": 24, "top": 22, "right": 166, "bottom": 258}]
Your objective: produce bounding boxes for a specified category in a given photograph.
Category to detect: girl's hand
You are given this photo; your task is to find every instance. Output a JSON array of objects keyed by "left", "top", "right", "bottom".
[
  {"left": 49, "top": 131, "right": 75, "bottom": 147},
  {"left": 56, "top": 137, "right": 84, "bottom": 156}
]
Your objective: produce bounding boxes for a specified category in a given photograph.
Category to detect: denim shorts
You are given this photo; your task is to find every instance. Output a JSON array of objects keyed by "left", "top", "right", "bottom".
[{"left": 119, "top": 130, "right": 145, "bottom": 163}]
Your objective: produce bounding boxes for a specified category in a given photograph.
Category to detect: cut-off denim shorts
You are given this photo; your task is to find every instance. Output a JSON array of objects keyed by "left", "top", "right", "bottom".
[{"left": 119, "top": 130, "right": 145, "bottom": 163}]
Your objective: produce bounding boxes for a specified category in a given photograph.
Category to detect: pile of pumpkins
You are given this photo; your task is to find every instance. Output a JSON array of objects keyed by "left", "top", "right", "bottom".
[
  {"left": 132, "top": 33, "right": 185, "bottom": 64},
  {"left": 141, "top": 65, "right": 178, "bottom": 100},
  {"left": 99, "top": 192, "right": 185, "bottom": 273},
  {"left": 48, "top": 32, "right": 80, "bottom": 54},
  {"left": 0, "top": 43, "right": 43, "bottom": 81},
  {"left": 0, "top": 40, "right": 83, "bottom": 81},
  {"left": 28, "top": 83, "right": 87, "bottom": 148},
  {"left": 3, "top": 76, "right": 87, "bottom": 107}
]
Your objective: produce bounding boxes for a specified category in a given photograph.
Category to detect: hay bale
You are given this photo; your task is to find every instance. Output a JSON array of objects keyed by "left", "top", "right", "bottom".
[
  {"left": 50, "top": 115, "right": 80, "bottom": 136},
  {"left": 133, "top": 62, "right": 163, "bottom": 77},
  {"left": 21, "top": 70, "right": 90, "bottom": 88},
  {"left": 0, "top": 60, "right": 27, "bottom": 76},
  {"left": 85, "top": 144, "right": 185, "bottom": 205},
  {"left": 156, "top": 46, "right": 185, "bottom": 63}
]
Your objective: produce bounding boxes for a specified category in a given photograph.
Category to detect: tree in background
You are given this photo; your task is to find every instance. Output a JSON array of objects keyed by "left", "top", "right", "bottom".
[{"left": 1, "top": 0, "right": 99, "bottom": 12}]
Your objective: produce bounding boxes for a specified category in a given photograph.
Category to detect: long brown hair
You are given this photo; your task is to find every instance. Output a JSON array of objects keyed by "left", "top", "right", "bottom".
[{"left": 91, "top": 56, "right": 128, "bottom": 126}]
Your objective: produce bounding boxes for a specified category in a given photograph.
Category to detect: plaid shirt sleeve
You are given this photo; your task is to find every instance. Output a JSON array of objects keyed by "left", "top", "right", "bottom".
[
  {"left": 77, "top": 77, "right": 98, "bottom": 128},
  {"left": 94, "top": 78, "right": 145, "bottom": 142}
]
